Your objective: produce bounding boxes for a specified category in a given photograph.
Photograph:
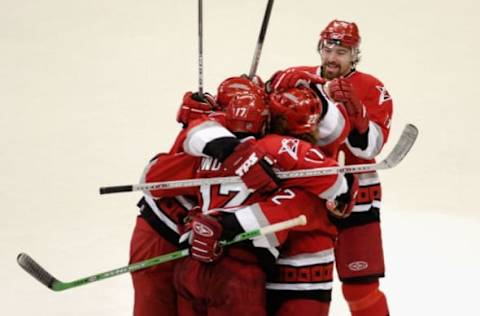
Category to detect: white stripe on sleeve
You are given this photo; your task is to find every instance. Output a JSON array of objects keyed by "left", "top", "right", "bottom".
[
  {"left": 235, "top": 204, "right": 280, "bottom": 249},
  {"left": 183, "top": 120, "right": 235, "bottom": 157}
]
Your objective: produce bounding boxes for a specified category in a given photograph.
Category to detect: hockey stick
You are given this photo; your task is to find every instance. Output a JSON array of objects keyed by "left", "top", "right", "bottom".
[
  {"left": 197, "top": 0, "right": 205, "bottom": 95},
  {"left": 248, "top": 0, "right": 275, "bottom": 79},
  {"left": 99, "top": 123, "right": 418, "bottom": 194},
  {"left": 17, "top": 215, "right": 306, "bottom": 292}
]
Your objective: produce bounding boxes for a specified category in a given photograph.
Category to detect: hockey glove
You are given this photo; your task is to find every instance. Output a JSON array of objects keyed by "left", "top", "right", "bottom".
[
  {"left": 267, "top": 68, "right": 326, "bottom": 92},
  {"left": 223, "top": 139, "right": 280, "bottom": 195},
  {"left": 188, "top": 213, "right": 224, "bottom": 263},
  {"left": 177, "top": 91, "right": 216, "bottom": 126},
  {"left": 327, "top": 78, "right": 369, "bottom": 134},
  {"left": 326, "top": 173, "right": 359, "bottom": 219},
  {"left": 178, "top": 206, "right": 202, "bottom": 237}
]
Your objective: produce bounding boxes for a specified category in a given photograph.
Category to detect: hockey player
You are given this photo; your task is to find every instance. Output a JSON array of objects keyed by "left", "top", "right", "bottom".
[
  {"left": 129, "top": 76, "right": 270, "bottom": 315},
  {"left": 227, "top": 86, "right": 352, "bottom": 316},
  {"left": 129, "top": 92, "right": 215, "bottom": 316},
  {"left": 144, "top": 87, "right": 358, "bottom": 316},
  {"left": 268, "top": 20, "right": 393, "bottom": 315},
  {"left": 265, "top": 87, "right": 346, "bottom": 316}
]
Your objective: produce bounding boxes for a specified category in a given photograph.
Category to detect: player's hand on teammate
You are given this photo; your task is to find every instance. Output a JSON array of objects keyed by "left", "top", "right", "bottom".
[
  {"left": 223, "top": 139, "right": 280, "bottom": 195},
  {"left": 188, "top": 213, "right": 224, "bottom": 263},
  {"left": 267, "top": 68, "right": 326, "bottom": 92},
  {"left": 326, "top": 78, "right": 369, "bottom": 133},
  {"left": 326, "top": 173, "right": 359, "bottom": 219}
]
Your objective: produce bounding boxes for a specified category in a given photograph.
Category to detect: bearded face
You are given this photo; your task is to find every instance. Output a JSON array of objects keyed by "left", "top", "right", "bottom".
[{"left": 319, "top": 41, "right": 357, "bottom": 80}]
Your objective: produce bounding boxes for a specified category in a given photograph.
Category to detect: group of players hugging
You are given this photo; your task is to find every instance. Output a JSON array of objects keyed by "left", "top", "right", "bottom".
[{"left": 128, "top": 20, "right": 393, "bottom": 316}]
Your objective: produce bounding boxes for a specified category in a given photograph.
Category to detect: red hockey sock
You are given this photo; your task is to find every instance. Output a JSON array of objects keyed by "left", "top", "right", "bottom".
[{"left": 342, "top": 281, "right": 389, "bottom": 316}]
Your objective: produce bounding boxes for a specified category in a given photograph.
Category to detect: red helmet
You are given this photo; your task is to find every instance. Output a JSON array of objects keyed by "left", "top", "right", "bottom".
[
  {"left": 176, "top": 91, "right": 216, "bottom": 126},
  {"left": 269, "top": 87, "right": 322, "bottom": 135},
  {"left": 216, "top": 76, "right": 266, "bottom": 110},
  {"left": 320, "top": 20, "right": 360, "bottom": 48},
  {"left": 225, "top": 93, "right": 269, "bottom": 135}
]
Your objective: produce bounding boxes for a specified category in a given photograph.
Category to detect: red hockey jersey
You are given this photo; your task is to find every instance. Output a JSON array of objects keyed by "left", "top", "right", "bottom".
[
  {"left": 141, "top": 122, "right": 347, "bottom": 250},
  {"left": 283, "top": 66, "right": 393, "bottom": 214}
]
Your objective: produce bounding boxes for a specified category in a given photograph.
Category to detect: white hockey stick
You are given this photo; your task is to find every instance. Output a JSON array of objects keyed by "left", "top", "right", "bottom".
[
  {"left": 17, "top": 215, "right": 306, "bottom": 291},
  {"left": 99, "top": 124, "right": 418, "bottom": 194}
]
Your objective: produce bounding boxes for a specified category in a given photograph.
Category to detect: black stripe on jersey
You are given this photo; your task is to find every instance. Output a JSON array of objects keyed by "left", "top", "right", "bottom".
[
  {"left": 220, "top": 212, "right": 246, "bottom": 241},
  {"left": 329, "top": 207, "right": 380, "bottom": 229},
  {"left": 250, "top": 245, "right": 277, "bottom": 276},
  {"left": 137, "top": 198, "right": 182, "bottom": 246},
  {"left": 340, "top": 274, "right": 385, "bottom": 284},
  {"left": 222, "top": 243, "right": 278, "bottom": 278},
  {"left": 267, "top": 288, "right": 332, "bottom": 315},
  {"left": 356, "top": 183, "right": 382, "bottom": 204},
  {"left": 269, "top": 262, "right": 334, "bottom": 284},
  {"left": 348, "top": 127, "right": 370, "bottom": 150}
]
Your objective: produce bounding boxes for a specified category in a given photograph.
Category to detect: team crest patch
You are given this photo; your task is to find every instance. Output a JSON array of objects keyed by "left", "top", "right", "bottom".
[
  {"left": 376, "top": 86, "right": 392, "bottom": 105},
  {"left": 278, "top": 138, "right": 299, "bottom": 160}
]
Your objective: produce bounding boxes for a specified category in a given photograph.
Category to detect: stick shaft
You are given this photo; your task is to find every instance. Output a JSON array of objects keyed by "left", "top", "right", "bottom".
[
  {"left": 198, "top": 0, "right": 204, "bottom": 94},
  {"left": 248, "top": 0, "right": 274, "bottom": 79},
  {"left": 99, "top": 124, "right": 418, "bottom": 194},
  {"left": 18, "top": 215, "right": 306, "bottom": 291}
]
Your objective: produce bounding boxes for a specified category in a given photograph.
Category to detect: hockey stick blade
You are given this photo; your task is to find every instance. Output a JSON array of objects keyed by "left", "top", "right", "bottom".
[
  {"left": 17, "top": 215, "right": 306, "bottom": 291},
  {"left": 99, "top": 124, "right": 418, "bottom": 194},
  {"left": 17, "top": 253, "right": 59, "bottom": 290},
  {"left": 376, "top": 123, "right": 418, "bottom": 169}
]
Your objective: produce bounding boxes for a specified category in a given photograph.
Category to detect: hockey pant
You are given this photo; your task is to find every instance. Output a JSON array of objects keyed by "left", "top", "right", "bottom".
[
  {"left": 335, "top": 221, "right": 385, "bottom": 282},
  {"left": 129, "top": 216, "right": 179, "bottom": 316},
  {"left": 335, "top": 221, "right": 389, "bottom": 315},
  {"left": 174, "top": 247, "right": 267, "bottom": 316}
]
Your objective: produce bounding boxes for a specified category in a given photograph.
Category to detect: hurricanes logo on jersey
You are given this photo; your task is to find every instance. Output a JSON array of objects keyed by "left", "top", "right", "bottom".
[
  {"left": 376, "top": 86, "right": 391, "bottom": 105},
  {"left": 278, "top": 138, "right": 299, "bottom": 160}
]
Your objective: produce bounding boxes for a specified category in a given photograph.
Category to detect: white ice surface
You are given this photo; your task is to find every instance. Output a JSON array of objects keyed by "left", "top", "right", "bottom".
[
  {"left": 1, "top": 0, "right": 479, "bottom": 315},
  {"left": 4, "top": 207, "right": 479, "bottom": 315}
]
